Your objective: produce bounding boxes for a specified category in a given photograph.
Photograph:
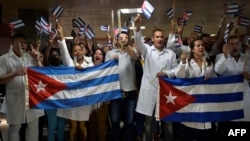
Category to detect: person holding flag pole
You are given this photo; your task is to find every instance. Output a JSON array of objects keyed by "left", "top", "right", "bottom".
[
  {"left": 56, "top": 22, "right": 94, "bottom": 141},
  {"left": 105, "top": 10, "right": 139, "bottom": 141},
  {"left": 134, "top": 13, "right": 177, "bottom": 141},
  {"left": 0, "top": 33, "right": 44, "bottom": 141}
]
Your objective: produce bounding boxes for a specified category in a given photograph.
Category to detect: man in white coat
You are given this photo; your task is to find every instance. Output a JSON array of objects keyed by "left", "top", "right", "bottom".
[
  {"left": 134, "top": 14, "right": 177, "bottom": 141},
  {"left": 0, "top": 33, "right": 44, "bottom": 141}
]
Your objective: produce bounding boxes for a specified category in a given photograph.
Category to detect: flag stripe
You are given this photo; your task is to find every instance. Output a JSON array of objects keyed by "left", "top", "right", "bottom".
[
  {"left": 178, "top": 101, "right": 243, "bottom": 113},
  {"left": 192, "top": 92, "right": 243, "bottom": 103},
  {"left": 27, "top": 59, "right": 121, "bottom": 109},
  {"left": 175, "top": 83, "right": 243, "bottom": 96},
  {"left": 161, "top": 109, "right": 243, "bottom": 122},
  {"left": 49, "top": 81, "right": 120, "bottom": 99},
  {"left": 163, "top": 75, "right": 243, "bottom": 86},
  {"left": 30, "top": 59, "right": 117, "bottom": 76},
  {"left": 160, "top": 75, "right": 244, "bottom": 122},
  {"left": 65, "top": 74, "right": 119, "bottom": 90},
  {"left": 33, "top": 89, "right": 121, "bottom": 109}
]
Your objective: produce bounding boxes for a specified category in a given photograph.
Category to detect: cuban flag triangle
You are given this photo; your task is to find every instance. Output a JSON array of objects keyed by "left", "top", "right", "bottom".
[
  {"left": 8, "top": 19, "right": 25, "bottom": 30},
  {"left": 224, "top": 3, "right": 239, "bottom": 15},
  {"left": 26, "top": 59, "right": 122, "bottom": 109},
  {"left": 141, "top": 0, "right": 154, "bottom": 19},
  {"left": 238, "top": 16, "right": 250, "bottom": 27},
  {"left": 158, "top": 75, "right": 244, "bottom": 122}
]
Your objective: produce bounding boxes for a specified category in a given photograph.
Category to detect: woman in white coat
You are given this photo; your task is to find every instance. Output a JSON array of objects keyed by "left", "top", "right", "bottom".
[
  {"left": 174, "top": 39, "right": 217, "bottom": 141},
  {"left": 56, "top": 23, "right": 94, "bottom": 141}
]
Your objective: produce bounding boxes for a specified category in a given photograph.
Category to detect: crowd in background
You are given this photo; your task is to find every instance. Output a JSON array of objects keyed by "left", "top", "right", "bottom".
[{"left": 0, "top": 13, "right": 250, "bottom": 141}]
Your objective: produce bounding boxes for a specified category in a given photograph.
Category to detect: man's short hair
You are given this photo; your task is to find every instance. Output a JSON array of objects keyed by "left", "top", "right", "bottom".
[
  {"left": 116, "top": 31, "right": 129, "bottom": 40},
  {"left": 11, "top": 33, "right": 26, "bottom": 42}
]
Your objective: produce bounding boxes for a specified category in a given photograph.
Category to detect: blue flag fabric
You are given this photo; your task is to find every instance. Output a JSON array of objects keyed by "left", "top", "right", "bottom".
[
  {"left": 26, "top": 60, "right": 121, "bottom": 109},
  {"left": 159, "top": 75, "right": 244, "bottom": 122}
]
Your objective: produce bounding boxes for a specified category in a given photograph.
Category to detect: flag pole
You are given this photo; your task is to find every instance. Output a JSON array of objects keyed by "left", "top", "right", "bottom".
[
  {"left": 19, "top": 42, "right": 29, "bottom": 109},
  {"left": 172, "top": 0, "right": 178, "bottom": 33},
  {"left": 117, "top": 9, "right": 121, "bottom": 35}
]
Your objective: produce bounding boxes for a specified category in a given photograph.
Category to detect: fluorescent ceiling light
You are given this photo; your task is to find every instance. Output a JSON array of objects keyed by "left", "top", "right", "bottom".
[
  {"left": 129, "top": 26, "right": 145, "bottom": 29},
  {"left": 65, "top": 37, "right": 73, "bottom": 40},
  {"left": 120, "top": 8, "right": 142, "bottom": 14}
]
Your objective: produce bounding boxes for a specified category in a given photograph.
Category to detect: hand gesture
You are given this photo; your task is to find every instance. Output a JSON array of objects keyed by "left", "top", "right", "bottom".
[
  {"left": 222, "top": 44, "right": 229, "bottom": 58},
  {"left": 181, "top": 52, "right": 188, "bottom": 64}
]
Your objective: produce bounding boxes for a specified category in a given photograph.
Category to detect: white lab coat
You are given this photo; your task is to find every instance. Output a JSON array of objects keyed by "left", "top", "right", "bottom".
[
  {"left": 57, "top": 39, "right": 94, "bottom": 121},
  {"left": 134, "top": 31, "right": 177, "bottom": 116}
]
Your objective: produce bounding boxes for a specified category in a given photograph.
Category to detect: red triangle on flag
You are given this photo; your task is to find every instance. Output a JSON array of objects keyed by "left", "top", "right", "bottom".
[
  {"left": 27, "top": 68, "right": 67, "bottom": 108},
  {"left": 159, "top": 78, "right": 196, "bottom": 119}
]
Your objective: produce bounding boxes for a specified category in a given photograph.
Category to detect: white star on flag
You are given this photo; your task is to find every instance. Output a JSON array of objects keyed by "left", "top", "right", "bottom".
[
  {"left": 34, "top": 80, "right": 47, "bottom": 93},
  {"left": 165, "top": 91, "right": 177, "bottom": 105}
]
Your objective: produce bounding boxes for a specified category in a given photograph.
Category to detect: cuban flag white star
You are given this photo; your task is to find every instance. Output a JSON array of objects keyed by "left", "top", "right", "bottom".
[
  {"left": 34, "top": 80, "right": 47, "bottom": 93},
  {"left": 165, "top": 91, "right": 177, "bottom": 105}
]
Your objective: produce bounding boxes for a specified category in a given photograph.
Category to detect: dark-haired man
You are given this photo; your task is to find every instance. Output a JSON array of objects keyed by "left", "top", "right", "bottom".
[
  {"left": 105, "top": 31, "right": 138, "bottom": 141},
  {"left": 0, "top": 33, "right": 44, "bottom": 141}
]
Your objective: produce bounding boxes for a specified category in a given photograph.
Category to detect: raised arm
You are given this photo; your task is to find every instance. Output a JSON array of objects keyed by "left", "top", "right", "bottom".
[
  {"left": 134, "top": 14, "right": 147, "bottom": 57},
  {"left": 57, "top": 22, "right": 74, "bottom": 66}
]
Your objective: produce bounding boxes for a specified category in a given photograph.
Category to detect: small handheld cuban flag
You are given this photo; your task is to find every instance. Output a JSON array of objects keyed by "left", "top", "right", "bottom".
[
  {"left": 8, "top": 19, "right": 25, "bottom": 30},
  {"left": 72, "top": 17, "right": 86, "bottom": 28},
  {"left": 234, "top": 4, "right": 245, "bottom": 17},
  {"left": 84, "top": 25, "right": 95, "bottom": 40},
  {"left": 52, "top": 5, "right": 64, "bottom": 19},
  {"left": 193, "top": 25, "right": 203, "bottom": 33},
  {"left": 40, "top": 16, "right": 51, "bottom": 36},
  {"left": 224, "top": 3, "right": 239, "bottom": 15},
  {"left": 35, "top": 19, "right": 42, "bottom": 35},
  {"left": 175, "top": 35, "right": 182, "bottom": 48},
  {"left": 238, "top": 16, "right": 250, "bottom": 27},
  {"left": 166, "top": 7, "right": 174, "bottom": 20},
  {"left": 100, "top": 25, "right": 110, "bottom": 32},
  {"left": 224, "top": 24, "right": 229, "bottom": 43},
  {"left": 141, "top": 0, "right": 154, "bottom": 19},
  {"left": 183, "top": 10, "right": 192, "bottom": 22},
  {"left": 177, "top": 18, "right": 186, "bottom": 26}
]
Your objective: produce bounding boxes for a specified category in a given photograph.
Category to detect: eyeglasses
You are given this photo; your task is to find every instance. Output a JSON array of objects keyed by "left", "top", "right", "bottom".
[{"left": 228, "top": 42, "right": 239, "bottom": 46}]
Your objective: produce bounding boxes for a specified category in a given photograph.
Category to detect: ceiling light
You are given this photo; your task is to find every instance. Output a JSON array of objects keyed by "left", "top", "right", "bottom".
[
  {"left": 120, "top": 8, "right": 142, "bottom": 14},
  {"left": 129, "top": 26, "right": 145, "bottom": 29}
]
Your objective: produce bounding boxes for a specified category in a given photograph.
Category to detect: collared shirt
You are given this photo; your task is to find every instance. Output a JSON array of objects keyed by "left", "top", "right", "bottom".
[
  {"left": 215, "top": 53, "right": 250, "bottom": 121},
  {"left": 0, "top": 45, "right": 44, "bottom": 124},
  {"left": 57, "top": 39, "right": 94, "bottom": 121},
  {"left": 105, "top": 48, "right": 136, "bottom": 91},
  {"left": 175, "top": 58, "right": 217, "bottom": 130},
  {"left": 134, "top": 31, "right": 177, "bottom": 116}
]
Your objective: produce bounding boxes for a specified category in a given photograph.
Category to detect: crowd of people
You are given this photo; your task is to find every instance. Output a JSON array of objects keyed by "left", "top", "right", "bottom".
[{"left": 0, "top": 13, "right": 250, "bottom": 141}]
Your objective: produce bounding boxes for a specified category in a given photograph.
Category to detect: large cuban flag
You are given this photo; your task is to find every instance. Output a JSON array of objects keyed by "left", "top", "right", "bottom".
[
  {"left": 158, "top": 75, "right": 244, "bottom": 122},
  {"left": 26, "top": 60, "right": 122, "bottom": 109}
]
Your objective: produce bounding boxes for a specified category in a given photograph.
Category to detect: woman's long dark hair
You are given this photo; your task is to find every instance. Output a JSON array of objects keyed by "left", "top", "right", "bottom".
[
  {"left": 188, "top": 39, "right": 212, "bottom": 67},
  {"left": 92, "top": 48, "right": 106, "bottom": 63}
]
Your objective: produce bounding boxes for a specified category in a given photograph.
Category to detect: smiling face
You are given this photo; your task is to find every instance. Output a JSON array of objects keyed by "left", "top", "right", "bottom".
[
  {"left": 72, "top": 44, "right": 84, "bottom": 60},
  {"left": 93, "top": 49, "right": 104, "bottom": 65}
]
